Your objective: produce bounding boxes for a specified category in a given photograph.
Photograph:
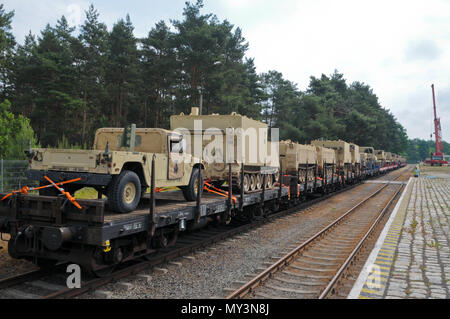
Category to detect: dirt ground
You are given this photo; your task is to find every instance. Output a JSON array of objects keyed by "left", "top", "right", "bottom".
[{"left": 0, "top": 234, "right": 38, "bottom": 280}]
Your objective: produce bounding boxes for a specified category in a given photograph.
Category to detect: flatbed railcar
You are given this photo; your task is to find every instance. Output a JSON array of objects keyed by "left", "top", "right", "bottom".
[
  {"left": 0, "top": 158, "right": 295, "bottom": 275},
  {"left": 0, "top": 163, "right": 400, "bottom": 275},
  {"left": 0, "top": 131, "right": 405, "bottom": 276}
]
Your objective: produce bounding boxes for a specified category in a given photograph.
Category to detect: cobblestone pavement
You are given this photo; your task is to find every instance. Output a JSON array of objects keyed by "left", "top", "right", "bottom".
[{"left": 353, "top": 175, "right": 450, "bottom": 299}]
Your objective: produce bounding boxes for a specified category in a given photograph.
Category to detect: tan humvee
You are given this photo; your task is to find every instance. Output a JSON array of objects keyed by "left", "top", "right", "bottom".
[
  {"left": 279, "top": 140, "right": 317, "bottom": 183},
  {"left": 170, "top": 108, "right": 279, "bottom": 192},
  {"left": 27, "top": 125, "right": 203, "bottom": 213}
]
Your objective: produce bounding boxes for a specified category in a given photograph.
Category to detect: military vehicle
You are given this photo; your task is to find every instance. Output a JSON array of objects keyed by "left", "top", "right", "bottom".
[
  {"left": 360, "top": 147, "right": 377, "bottom": 170},
  {"left": 359, "top": 152, "right": 368, "bottom": 167},
  {"left": 391, "top": 153, "right": 397, "bottom": 164},
  {"left": 170, "top": 108, "right": 279, "bottom": 192},
  {"left": 26, "top": 125, "right": 203, "bottom": 213},
  {"left": 375, "top": 150, "right": 386, "bottom": 166},
  {"left": 349, "top": 143, "right": 360, "bottom": 165},
  {"left": 385, "top": 152, "right": 393, "bottom": 165},
  {"left": 360, "top": 147, "right": 376, "bottom": 159},
  {"left": 279, "top": 140, "right": 317, "bottom": 183},
  {"left": 311, "top": 140, "right": 352, "bottom": 177},
  {"left": 314, "top": 145, "right": 336, "bottom": 182}
]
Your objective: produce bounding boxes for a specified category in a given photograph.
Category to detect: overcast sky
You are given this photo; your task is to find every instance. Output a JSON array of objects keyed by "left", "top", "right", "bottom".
[{"left": 3, "top": 0, "right": 449, "bottom": 141}]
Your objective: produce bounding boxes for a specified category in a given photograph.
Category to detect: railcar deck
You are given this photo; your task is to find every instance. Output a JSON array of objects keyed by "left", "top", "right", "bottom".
[
  {"left": 0, "top": 187, "right": 288, "bottom": 246},
  {"left": 104, "top": 188, "right": 286, "bottom": 225}
]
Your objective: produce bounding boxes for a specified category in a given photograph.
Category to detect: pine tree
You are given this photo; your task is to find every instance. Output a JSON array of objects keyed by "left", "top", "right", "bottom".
[
  {"left": 0, "top": 4, "right": 16, "bottom": 100},
  {"left": 141, "top": 20, "right": 179, "bottom": 128},
  {"left": 106, "top": 15, "right": 139, "bottom": 127},
  {"left": 76, "top": 5, "right": 109, "bottom": 145},
  {"left": 11, "top": 32, "right": 37, "bottom": 117}
]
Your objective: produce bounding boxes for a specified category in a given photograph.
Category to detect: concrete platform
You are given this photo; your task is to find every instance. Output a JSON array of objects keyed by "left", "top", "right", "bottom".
[{"left": 348, "top": 172, "right": 450, "bottom": 299}]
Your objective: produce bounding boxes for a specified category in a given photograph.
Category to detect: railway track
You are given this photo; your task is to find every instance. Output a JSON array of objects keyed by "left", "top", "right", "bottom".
[
  {"left": 225, "top": 168, "right": 411, "bottom": 299},
  {"left": 0, "top": 167, "right": 410, "bottom": 299}
]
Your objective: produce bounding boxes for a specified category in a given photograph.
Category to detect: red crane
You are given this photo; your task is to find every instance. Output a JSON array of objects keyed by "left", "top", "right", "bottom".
[{"left": 425, "top": 84, "right": 448, "bottom": 166}]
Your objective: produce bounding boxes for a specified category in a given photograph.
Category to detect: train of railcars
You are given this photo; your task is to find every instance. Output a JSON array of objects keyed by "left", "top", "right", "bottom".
[{"left": 0, "top": 110, "right": 407, "bottom": 275}]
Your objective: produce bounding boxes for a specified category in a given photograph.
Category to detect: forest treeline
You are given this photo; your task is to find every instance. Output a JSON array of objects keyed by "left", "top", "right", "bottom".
[
  {"left": 406, "top": 139, "right": 450, "bottom": 163},
  {"left": 1, "top": 1, "right": 410, "bottom": 159}
]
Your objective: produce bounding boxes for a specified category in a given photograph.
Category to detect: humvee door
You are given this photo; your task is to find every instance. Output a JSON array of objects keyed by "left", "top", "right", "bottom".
[{"left": 168, "top": 134, "right": 185, "bottom": 180}]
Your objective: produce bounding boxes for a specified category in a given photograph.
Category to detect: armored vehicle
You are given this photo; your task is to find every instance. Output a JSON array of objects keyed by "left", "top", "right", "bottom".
[
  {"left": 375, "top": 150, "right": 386, "bottom": 166},
  {"left": 349, "top": 143, "right": 360, "bottom": 165},
  {"left": 279, "top": 140, "right": 317, "bottom": 183},
  {"left": 26, "top": 125, "right": 203, "bottom": 213},
  {"left": 391, "top": 153, "right": 397, "bottom": 164},
  {"left": 349, "top": 143, "right": 361, "bottom": 178},
  {"left": 170, "top": 108, "right": 279, "bottom": 192},
  {"left": 314, "top": 145, "right": 336, "bottom": 182},
  {"left": 360, "top": 152, "right": 368, "bottom": 167},
  {"left": 311, "top": 140, "right": 352, "bottom": 177},
  {"left": 385, "top": 152, "right": 393, "bottom": 165},
  {"left": 360, "top": 147, "right": 376, "bottom": 159},
  {"left": 360, "top": 147, "right": 377, "bottom": 170}
]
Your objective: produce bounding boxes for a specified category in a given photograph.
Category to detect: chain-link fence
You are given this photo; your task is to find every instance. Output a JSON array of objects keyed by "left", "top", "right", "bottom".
[{"left": 0, "top": 159, "right": 37, "bottom": 192}]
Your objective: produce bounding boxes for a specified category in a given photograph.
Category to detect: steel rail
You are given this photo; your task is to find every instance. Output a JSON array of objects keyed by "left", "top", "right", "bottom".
[
  {"left": 225, "top": 170, "right": 408, "bottom": 299},
  {"left": 44, "top": 168, "right": 410, "bottom": 298},
  {"left": 0, "top": 167, "right": 408, "bottom": 299},
  {"left": 0, "top": 263, "right": 67, "bottom": 290},
  {"left": 42, "top": 179, "right": 362, "bottom": 299},
  {"left": 318, "top": 184, "right": 404, "bottom": 298}
]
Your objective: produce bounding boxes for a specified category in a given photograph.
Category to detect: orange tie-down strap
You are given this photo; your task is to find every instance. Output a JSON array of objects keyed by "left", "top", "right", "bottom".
[
  {"left": 1, "top": 178, "right": 82, "bottom": 201},
  {"left": 203, "top": 182, "right": 237, "bottom": 204},
  {"left": 44, "top": 175, "right": 82, "bottom": 210}
]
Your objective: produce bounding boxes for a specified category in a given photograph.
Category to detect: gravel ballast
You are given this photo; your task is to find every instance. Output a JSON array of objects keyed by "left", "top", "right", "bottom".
[{"left": 82, "top": 182, "right": 386, "bottom": 299}]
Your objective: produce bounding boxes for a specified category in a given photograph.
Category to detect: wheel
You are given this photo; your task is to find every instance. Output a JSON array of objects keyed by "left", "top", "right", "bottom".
[
  {"left": 250, "top": 174, "right": 257, "bottom": 191},
  {"left": 255, "top": 174, "right": 262, "bottom": 190},
  {"left": 273, "top": 173, "right": 279, "bottom": 184},
  {"left": 266, "top": 175, "right": 273, "bottom": 189},
  {"left": 243, "top": 174, "right": 250, "bottom": 193},
  {"left": 107, "top": 170, "right": 142, "bottom": 213},
  {"left": 182, "top": 168, "right": 203, "bottom": 201},
  {"left": 298, "top": 169, "right": 305, "bottom": 184},
  {"left": 151, "top": 230, "right": 178, "bottom": 249}
]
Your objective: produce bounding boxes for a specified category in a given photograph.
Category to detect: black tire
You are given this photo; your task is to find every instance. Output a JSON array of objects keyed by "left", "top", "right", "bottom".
[
  {"left": 107, "top": 170, "right": 141, "bottom": 213},
  {"left": 182, "top": 168, "right": 203, "bottom": 201}
]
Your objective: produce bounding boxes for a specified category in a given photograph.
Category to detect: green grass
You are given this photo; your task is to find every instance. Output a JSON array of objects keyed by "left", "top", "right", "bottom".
[
  {"left": 75, "top": 187, "right": 101, "bottom": 199},
  {"left": 426, "top": 240, "right": 442, "bottom": 249}
]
